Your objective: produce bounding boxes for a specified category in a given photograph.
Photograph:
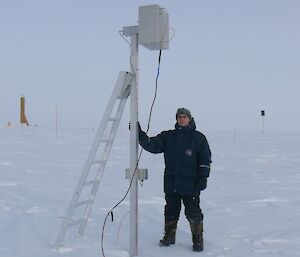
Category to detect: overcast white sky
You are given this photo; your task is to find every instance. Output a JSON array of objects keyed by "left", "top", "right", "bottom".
[{"left": 0, "top": 0, "right": 299, "bottom": 132}]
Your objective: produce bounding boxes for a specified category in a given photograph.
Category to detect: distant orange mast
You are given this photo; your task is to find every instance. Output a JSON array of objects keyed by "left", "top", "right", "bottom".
[{"left": 20, "top": 96, "right": 29, "bottom": 126}]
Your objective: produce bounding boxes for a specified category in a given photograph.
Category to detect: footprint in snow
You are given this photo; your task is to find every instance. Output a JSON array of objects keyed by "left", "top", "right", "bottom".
[{"left": 26, "top": 206, "right": 47, "bottom": 214}]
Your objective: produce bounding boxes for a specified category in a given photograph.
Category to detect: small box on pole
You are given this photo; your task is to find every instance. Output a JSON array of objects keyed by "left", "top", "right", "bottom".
[{"left": 125, "top": 168, "right": 148, "bottom": 181}]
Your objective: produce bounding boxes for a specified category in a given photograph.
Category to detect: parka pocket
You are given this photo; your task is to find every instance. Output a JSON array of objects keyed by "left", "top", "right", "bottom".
[
  {"left": 181, "top": 167, "right": 197, "bottom": 177},
  {"left": 180, "top": 175, "right": 197, "bottom": 194}
]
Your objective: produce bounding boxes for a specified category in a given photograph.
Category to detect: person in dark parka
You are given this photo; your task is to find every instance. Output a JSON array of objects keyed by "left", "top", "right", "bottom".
[{"left": 138, "top": 108, "right": 212, "bottom": 252}]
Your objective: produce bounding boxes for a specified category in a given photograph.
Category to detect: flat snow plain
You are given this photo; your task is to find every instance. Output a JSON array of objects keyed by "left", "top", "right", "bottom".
[{"left": 1, "top": 127, "right": 300, "bottom": 257}]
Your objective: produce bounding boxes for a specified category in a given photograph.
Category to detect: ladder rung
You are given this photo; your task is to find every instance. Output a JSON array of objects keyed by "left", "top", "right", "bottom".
[
  {"left": 76, "top": 199, "right": 93, "bottom": 207},
  {"left": 100, "top": 138, "right": 112, "bottom": 143},
  {"left": 84, "top": 180, "right": 95, "bottom": 186},
  {"left": 92, "top": 160, "right": 105, "bottom": 165},
  {"left": 108, "top": 117, "right": 119, "bottom": 121},
  {"left": 68, "top": 219, "right": 83, "bottom": 228}
]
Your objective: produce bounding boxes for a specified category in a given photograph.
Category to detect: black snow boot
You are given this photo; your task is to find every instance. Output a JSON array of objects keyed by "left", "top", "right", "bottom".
[
  {"left": 159, "top": 220, "right": 177, "bottom": 246},
  {"left": 189, "top": 219, "right": 204, "bottom": 252}
]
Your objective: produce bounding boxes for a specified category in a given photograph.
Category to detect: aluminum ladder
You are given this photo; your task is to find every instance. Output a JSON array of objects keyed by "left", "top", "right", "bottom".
[{"left": 55, "top": 71, "right": 133, "bottom": 247}]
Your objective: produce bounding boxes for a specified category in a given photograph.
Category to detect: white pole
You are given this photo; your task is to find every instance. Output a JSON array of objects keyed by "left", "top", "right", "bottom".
[
  {"left": 129, "top": 32, "right": 139, "bottom": 257},
  {"left": 55, "top": 105, "right": 58, "bottom": 140},
  {"left": 233, "top": 128, "right": 236, "bottom": 144}
]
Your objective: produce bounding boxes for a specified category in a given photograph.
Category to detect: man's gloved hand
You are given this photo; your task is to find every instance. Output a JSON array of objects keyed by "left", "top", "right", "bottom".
[{"left": 197, "top": 177, "right": 207, "bottom": 191}]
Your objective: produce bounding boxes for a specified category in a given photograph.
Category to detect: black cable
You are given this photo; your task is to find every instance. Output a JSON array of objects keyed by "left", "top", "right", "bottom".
[
  {"left": 101, "top": 148, "right": 143, "bottom": 257},
  {"left": 100, "top": 49, "right": 163, "bottom": 257},
  {"left": 118, "top": 30, "right": 130, "bottom": 45},
  {"left": 146, "top": 49, "right": 161, "bottom": 133}
]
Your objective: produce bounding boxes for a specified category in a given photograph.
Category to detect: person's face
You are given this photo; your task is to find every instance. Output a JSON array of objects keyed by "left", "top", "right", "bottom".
[{"left": 177, "top": 114, "right": 191, "bottom": 127}]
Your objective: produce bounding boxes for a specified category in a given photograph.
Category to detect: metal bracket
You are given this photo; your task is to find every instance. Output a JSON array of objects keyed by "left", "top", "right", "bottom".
[{"left": 122, "top": 26, "right": 139, "bottom": 37}]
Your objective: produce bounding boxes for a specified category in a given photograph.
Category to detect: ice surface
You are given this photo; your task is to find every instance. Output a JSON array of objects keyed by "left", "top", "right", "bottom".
[{"left": 0, "top": 127, "right": 300, "bottom": 257}]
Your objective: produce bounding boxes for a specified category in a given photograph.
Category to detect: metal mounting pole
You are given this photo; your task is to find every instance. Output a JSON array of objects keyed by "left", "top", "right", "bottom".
[{"left": 129, "top": 29, "right": 139, "bottom": 257}]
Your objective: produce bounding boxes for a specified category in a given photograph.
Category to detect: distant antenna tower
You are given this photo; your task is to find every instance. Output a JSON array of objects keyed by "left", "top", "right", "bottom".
[
  {"left": 20, "top": 96, "right": 29, "bottom": 126},
  {"left": 55, "top": 5, "right": 169, "bottom": 257}
]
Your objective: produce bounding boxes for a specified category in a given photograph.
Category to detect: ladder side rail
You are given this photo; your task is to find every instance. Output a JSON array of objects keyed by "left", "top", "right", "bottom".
[
  {"left": 55, "top": 72, "right": 129, "bottom": 247},
  {"left": 78, "top": 97, "right": 128, "bottom": 235}
]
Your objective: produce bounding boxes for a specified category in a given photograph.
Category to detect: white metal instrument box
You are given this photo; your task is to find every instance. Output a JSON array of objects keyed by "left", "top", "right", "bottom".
[{"left": 138, "top": 5, "right": 169, "bottom": 50}]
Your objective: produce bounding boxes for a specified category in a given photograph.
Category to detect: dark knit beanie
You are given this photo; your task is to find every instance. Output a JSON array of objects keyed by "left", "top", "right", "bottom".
[{"left": 176, "top": 108, "right": 192, "bottom": 119}]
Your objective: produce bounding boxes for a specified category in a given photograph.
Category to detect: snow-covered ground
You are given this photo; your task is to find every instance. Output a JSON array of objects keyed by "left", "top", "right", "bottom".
[{"left": 1, "top": 126, "right": 300, "bottom": 257}]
